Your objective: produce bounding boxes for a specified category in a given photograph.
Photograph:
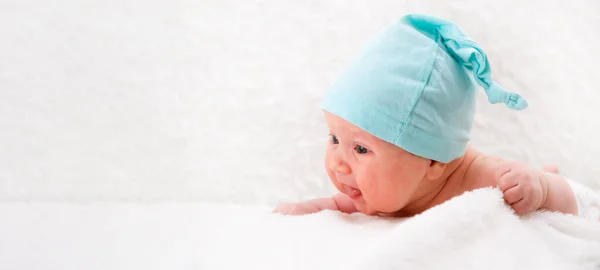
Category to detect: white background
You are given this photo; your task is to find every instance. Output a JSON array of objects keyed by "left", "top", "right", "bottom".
[{"left": 1, "top": 0, "right": 599, "bottom": 206}]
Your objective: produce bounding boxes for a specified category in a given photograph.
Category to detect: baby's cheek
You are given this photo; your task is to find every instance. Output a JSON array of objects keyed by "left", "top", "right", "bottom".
[
  {"left": 366, "top": 178, "right": 408, "bottom": 212},
  {"left": 358, "top": 179, "right": 392, "bottom": 211},
  {"left": 372, "top": 190, "right": 404, "bottom": 213},
  {"left": 356, "top": 175, "right": 376, "bottom": 196},
  {"left": 325, "top": 168, "right": 343, "bottom": 192}
]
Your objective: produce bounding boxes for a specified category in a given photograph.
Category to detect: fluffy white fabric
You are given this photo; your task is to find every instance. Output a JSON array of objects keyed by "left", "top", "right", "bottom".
[
  {"left": 348, "top": 188, "right": 600, "bottom": 270},
  {"left": 1, "top": 188, "right": 599, "bottom": 270}
]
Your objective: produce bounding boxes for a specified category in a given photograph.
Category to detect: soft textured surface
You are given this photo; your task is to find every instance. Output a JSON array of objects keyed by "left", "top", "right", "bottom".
[
  {"left": 1, "top": 188, "right": 599, "bottom": 270},
  {"left": 1, "top": 0, "right": 599, "bottom": 206}
]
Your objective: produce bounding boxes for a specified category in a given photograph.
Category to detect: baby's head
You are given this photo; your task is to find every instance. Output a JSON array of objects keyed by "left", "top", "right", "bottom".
[
  {"left": 324, "top": 111, "right": 448, "bottom": 215},
  {"left": 321, "top": 14, "right": 527, "bottom": 215}
]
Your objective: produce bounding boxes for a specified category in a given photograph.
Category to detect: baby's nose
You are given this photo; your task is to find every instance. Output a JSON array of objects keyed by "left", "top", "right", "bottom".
[
  {"left": 327, "top": 149, "right": 352, "bottom": 174},
  {"left": 330, "top": 160, "right": 351, "bottom": 175}
]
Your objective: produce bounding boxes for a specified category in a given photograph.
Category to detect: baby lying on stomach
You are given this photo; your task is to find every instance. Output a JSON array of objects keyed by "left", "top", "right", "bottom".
[{"left": 274, "top": 14, "right": 600, "bottom": 220}]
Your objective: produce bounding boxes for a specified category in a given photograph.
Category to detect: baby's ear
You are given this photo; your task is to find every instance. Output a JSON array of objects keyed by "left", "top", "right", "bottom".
[{"left": 425, "top": 161, "right": 447, "bottom": 180}]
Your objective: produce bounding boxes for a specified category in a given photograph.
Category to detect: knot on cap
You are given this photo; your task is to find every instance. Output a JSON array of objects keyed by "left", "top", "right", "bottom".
[
  {"left": 402, "top": 14, "right": 528, "bottom": 111},
  {"left": 485, "top": 82, "right": 528, "bottom": 110}
]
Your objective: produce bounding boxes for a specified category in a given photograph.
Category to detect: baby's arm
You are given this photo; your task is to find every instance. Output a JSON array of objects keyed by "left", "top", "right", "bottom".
[
  {"left": 538, "top": 172, "right": 578, "bottom": 215},
  {"left": 273, "top": 193, "right": 358, "bottom": 215},
  {"left": 494, "top": 160, "right": 578, "bottom": 216}
]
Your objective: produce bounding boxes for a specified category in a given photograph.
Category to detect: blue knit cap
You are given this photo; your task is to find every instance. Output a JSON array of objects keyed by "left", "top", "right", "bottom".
[{"left": 321, "top": 14, "right": 527, "bottom": 163}]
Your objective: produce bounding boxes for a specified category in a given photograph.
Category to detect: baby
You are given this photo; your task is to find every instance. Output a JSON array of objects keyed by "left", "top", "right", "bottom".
[{"left": 273, "top": 14, "right": 600, "bottom": 220}]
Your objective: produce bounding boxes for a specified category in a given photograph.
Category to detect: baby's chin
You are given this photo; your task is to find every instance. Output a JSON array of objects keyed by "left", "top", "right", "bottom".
[
  {"left": 354, "top": 202, "right": 379, "bottom": 216},
  {"left": 355, "top": 200, "right": 406, "bottom": 217}
]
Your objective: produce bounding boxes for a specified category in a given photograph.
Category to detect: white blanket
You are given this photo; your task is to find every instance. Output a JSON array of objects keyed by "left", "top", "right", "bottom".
[{"left": 1, "top": 188, "right": 599, "bottom": 270}]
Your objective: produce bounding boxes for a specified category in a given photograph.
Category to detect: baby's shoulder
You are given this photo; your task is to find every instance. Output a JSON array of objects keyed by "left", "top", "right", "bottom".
[
  {"left": 472, "top": 155, "right": 507, "bottom": 176},
  {"left": 464, "top": 155, "right": 507, "bottom": 188}
]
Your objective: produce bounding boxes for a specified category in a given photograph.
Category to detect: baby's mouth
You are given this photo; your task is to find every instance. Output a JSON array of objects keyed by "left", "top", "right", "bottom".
[{"left": 343, "top": 185, "right": 363, "bottom": 200}]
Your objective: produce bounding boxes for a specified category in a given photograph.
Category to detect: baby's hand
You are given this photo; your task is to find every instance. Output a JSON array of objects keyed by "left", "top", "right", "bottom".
[
  {"left": 273, "top": 194, "right": 359, "bottom": 216},
  {"left": 272, "top": 202, "right": 322, "bottom": 215},
  {"left": 496, "top": 162, "right": 548, "bottom": 215}
]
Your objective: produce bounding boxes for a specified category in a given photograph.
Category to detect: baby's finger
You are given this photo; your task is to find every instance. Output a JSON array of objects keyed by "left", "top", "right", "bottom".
[
  {"left": 272, "top": 203, "right": 295, "bottom": 214},
  {"left": 510, "top": 198, "right": 534, "bottom": 215},
  {"left": 503, "top": 185, "right": 524, "bottom": 204},
  {"left": 497, "top": 172, "right": 519, "bottom": 191}
]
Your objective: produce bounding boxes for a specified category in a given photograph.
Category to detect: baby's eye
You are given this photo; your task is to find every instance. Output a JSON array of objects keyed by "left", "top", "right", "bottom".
[
  {"left": 331, "top": 135, "right": 339, "bottom": 144},
  {"left": 354, "top": 145, "right": 369, "bottom": 154}
]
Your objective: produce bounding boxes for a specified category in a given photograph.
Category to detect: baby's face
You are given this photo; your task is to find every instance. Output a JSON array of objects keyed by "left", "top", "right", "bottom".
[{"left": 324, "top": 111, "right": 432, "bottom": 216}]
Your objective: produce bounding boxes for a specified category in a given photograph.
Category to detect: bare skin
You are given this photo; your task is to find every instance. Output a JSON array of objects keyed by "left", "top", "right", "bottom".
[{"left": 273, "top": 112, "right": 578, "bottom": 217}]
